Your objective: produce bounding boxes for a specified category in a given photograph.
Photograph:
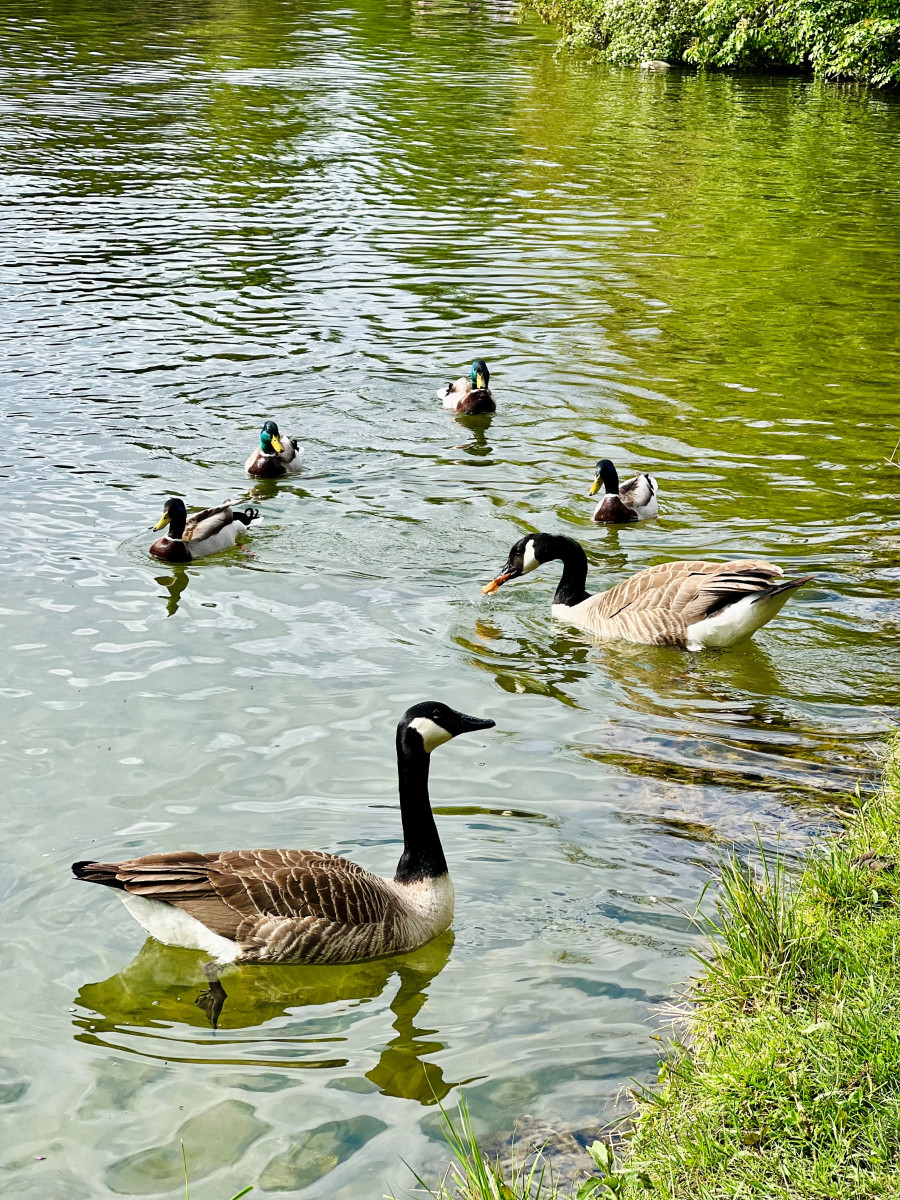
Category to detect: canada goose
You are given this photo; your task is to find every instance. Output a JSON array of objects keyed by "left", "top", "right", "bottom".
[
  {"left": 589, "top": 459, "right": 658, "bottom": 523},
  {"left": 244, "top": 420, "right": 303, "bottom": 478},
  {"left": 437, "top": 359, "right": 495, "bottom": 415},
  {"left": 149, "top": 498, "right": 260, "bottom": 563},
  {"left": 73, "top": 702, "right": 495, "bottom": 1025},
  {"left": 482, "top": 533, "right": 812, "bottom": 650}
]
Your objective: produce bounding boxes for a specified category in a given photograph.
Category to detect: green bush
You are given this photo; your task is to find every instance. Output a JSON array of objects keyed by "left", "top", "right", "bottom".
[
  {"left": 687, "top": 0, "right": 900, "bottom": 85},
  {"left": 525, "top": 0, "right": 900, "bottom": 85}
]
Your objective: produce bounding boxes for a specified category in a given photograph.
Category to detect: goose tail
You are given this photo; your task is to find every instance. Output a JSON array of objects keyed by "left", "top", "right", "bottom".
[
  {"left": 687, "top": 574, "right": 814, "bottom": 650},
  {"left": 72, "top": 860, "right": 127, "bottom": 889},
  {"left": 752, "top": 574, "right": 815, "bottom": 602}
]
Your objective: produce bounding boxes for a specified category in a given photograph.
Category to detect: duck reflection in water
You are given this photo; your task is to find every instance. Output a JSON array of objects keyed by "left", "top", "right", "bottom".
[
  {"left": 453, "top": 412, "right": 493, "bottom": 458},
  {"left": 248, "top": 477, "right": 312, "bottom": 504},
  {"left": 156, "top": 569, "right": 191, "bottom": 617},
  {"left": 73, "top": 931, "right": 456, "bottom": 1104}
]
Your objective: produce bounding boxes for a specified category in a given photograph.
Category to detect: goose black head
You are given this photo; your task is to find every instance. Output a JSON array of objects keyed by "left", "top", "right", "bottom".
[
  {"left": 153, "top": 497, "right": 187, "bottom": 532},
  {"left": 481, "top": 533, "right": 555, "bottom": 594},
  {"left": 469, "top": 359, "right": 490, "bottom": 390},
  {"left": 261, "top": 420, "right": 283, "bottom": 454},
  {"left": 399, "top": 701, "right": 495, "bottom": 754},
  {"left": 589, "top": 459, "right": 619, "bottom": 497}
]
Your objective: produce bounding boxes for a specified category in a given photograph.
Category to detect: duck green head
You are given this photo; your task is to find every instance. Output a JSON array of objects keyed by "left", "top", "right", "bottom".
[
  {"left": 153, "top": 497, "right": 187, "bottom": 533},
  {"left": 469, "top": 359, "right": 490, "bottom": 390},
  {"left": 260, "top": 420, "right": 283, "bottom": 454},
  {"left": 589, "top": 459, "right": 619, "bottom": 497}
]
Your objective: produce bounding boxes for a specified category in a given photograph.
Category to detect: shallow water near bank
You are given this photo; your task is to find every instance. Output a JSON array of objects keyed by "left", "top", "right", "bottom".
[{"left": 1, "top": 0, "right": 899, "bottom": 1195}]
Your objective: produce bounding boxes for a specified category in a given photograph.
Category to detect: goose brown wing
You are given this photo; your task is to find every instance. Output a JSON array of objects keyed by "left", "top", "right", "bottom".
[
  {"left": 208, "top": 849, "right": 395, "bottom": 928},
  {"left": 184, "top": 503, "right": 233, "bottom": 543},
  {"left": 591, "top": 559, "right": 781, "bottom": 620},
  {"left": 77, "top": 849, "right": 395, "bottom": 941},
  {"left": 678, "top": 561, "right": 786, "bottom": 624},
  {"left": 572, "top": 559, "right": 783, "bottom": 644}
]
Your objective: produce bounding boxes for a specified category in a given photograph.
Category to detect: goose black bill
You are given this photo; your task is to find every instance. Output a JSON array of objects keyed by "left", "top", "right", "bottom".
[{"left": 456, "top": 713, "right": 496, "bottom": 733}]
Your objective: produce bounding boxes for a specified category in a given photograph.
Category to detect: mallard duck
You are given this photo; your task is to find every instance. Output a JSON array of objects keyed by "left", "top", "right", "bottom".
[
  {"left": 244, "top": 420, "right": 303, "bottom": 478},
  {"left": 482, "top": 533, "right": 812, "bottom": 650},
  {"left": 589, "top": 459, "right": 658, "bottom": 523},
  {"left": 149, "top": 498, "right": 260, "bottom": 563},
  {"left": 437, "top": 359, "right": 495, "bottom": 415},
  {"left": 73, "top": 702, "right": 495, "bottom": 1025}
]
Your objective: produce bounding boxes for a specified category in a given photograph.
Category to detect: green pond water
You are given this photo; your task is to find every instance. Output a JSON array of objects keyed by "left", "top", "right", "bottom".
[{"left": 1, "top": 0, "right": 899, "bottom": 1195}]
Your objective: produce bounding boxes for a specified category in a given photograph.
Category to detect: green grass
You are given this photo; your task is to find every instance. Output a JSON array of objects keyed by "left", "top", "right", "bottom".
[
  {"left": 393, "top": 1097, "right": 565, "bottom": 1199},
  {"left": 405, "top": 734, "right": 900, "bottom": 1199},
  {"left": 619, "top": 733, "right": 900, "bottom": 1198}
]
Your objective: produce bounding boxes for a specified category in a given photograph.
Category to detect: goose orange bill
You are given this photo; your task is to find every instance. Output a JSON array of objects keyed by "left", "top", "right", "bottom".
[{"left": 482, "top": 572, "right": 513, "bottom": 594}]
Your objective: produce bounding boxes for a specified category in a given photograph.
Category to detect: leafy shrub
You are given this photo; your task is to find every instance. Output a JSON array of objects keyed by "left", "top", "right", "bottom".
[
  {"left": 525, "top": 0, "right": 900, "bottom": 85},
  {"left": 687, "top": 0, "right": 900, "bottom": 85}
]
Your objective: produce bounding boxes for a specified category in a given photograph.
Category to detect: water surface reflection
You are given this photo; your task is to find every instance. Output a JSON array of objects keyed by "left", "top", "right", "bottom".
[{"left": 75, "top": 933, "right": 456, "bottom": 1102}]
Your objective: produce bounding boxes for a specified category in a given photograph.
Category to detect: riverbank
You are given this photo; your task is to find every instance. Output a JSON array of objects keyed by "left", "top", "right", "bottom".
[
  {"left": 422, "top": 732, "right": 900, "bottom": 1198},
  {"left": 523, "top": 0, "right": 900, "bottom": 88},
  {"left": 618, "top": 730, "right": 900, "bottom": 1197}
]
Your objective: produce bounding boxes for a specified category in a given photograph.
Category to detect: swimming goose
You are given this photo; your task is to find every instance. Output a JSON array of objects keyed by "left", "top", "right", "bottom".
[
  {"left": 482, "top": 533, "right": 812, "bottom": 650},
  {"left": 589, "top": 459, "right": 658, "bottom": 523},
  {"left": 149, "top": 498, "right": 260, "bottom": 563},
  {"left": 244, "top": 420, "right": 303, "bottom": 478},
  {"left": 73, "top": 702, "right": 495, "bottom": 1023},
  {"left": 437, "top": 359, "right": 495, "bottom": 415}
]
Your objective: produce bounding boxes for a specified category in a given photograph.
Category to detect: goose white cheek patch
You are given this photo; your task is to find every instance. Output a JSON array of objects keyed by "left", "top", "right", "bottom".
[
  {"left": 522, "top": 539, "right": 540, "bottom": 574},
  {"left": 409, "top": 717, "right": 453, "bottom": 753}
]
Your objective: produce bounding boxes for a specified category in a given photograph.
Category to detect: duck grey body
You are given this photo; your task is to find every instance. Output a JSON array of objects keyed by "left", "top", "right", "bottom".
[{"left": 73, "top": 703, "right": 494, "bottom": 967}]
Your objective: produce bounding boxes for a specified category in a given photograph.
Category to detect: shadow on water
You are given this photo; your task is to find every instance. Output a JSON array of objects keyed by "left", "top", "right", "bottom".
[{"left": 73, "top": 933, "right": 457, "bottom": 1103}]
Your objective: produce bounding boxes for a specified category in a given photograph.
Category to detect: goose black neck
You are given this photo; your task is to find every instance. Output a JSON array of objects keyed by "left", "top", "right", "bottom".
[
  {"left": 394, "top": 733, "right": 447, "bottom": 883},
  {"left": 545, "top": 534, "right": 591, "bottom": 608}
]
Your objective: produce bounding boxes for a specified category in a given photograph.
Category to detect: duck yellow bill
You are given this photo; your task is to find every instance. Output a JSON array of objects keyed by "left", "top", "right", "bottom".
[
  {"left": 482, "top": 572, "right": 512, "bottom": 595},
  {"left": 589, "top": 477, "right": 601, "bottom": 496},
  {"left": 271, "top": 435, "right": 284, "bottom": 452},
  {"left": 153, "top": 513, "right": 170, "bottom": 531},
  {"left": 475, "top": 371, "right": 487, "bottom": 389}
]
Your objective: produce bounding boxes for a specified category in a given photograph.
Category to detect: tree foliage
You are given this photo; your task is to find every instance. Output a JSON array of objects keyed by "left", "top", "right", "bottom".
[{"left": 527, "top": 0, "right": 900, "bottom": 86}]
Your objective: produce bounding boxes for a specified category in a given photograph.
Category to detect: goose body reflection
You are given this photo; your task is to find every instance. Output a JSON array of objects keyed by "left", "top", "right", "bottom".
[
  {"left": 75, "top": 933, "right": 456, "bottom": 1103},
  {"left": 483, "top": 533, "right": 812, "bottom": 650},
  {"left": 73, "top": 703, "right": 494, "bottom": 1021}
]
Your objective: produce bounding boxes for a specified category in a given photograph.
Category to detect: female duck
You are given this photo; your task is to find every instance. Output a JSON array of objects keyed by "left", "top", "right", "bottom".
[
  {"left": 149, "top": 498, "right": 260, "bottom": 563},
  {"left": 245, "top": 421, "right": 303, "bottom": 478},
  {"left": 589, "top": 459, "right": 658, "bottom": 523},
  {"left": 483, "top": 533, "right": 811, "bottom": 651},
  {"left": 73, "top": 702, "right": 495, "bottom": 1023},
  {"left": 437, "top": 359, "right": 495, "bottom": 415}
]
